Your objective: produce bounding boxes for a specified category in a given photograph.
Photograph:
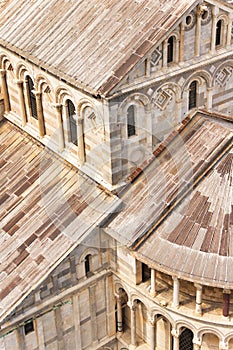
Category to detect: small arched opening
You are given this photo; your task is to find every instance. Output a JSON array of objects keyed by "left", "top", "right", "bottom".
[
  {"left": 67, "top": 99, "right": 77, "bottom": 145},
  {"left": 179, "top": 327, "right": 194, "bottom": 350}
]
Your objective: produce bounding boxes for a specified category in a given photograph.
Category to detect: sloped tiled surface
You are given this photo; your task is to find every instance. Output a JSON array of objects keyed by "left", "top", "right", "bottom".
[
  {"left": 0, "top": 121, "right": 120, "bottom": 323},
  {"left": 0, "top": 0, "right": 198, "bottom": 95}
]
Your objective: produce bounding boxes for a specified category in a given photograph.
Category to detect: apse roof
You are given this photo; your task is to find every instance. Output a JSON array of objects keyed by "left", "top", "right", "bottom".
[
  {"left": 0, "top": 0, "right": 199, "bottom": 96},
  {"left": 106, "top": 112, "right": 233, "bottom": 287},
  {"left": 0, "top": 121, "right": 120, "bottom": 324}
]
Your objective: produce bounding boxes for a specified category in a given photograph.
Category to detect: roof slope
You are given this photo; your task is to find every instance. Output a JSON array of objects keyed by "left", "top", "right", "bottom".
[
  {"left": 106, "top": 113, "right": 233, "bottom": 251},
  {"left": 0, "top": 121, "right": 120, "bottom": 324},
  {"left": 0, "top": 0, "right": 198, "bottom": 96},
  {"left": 135, "top": 147, "right": 233, "bottom": 288}
]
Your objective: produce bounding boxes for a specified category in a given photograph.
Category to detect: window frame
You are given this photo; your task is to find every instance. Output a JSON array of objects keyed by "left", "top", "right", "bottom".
[
  {"left": 27, "top": 76, "right": 38, "bottom": 120},
  {"left": 127, "top": 104, "right": 136, "bottom": 138},
  {"left": 67, "top": 99, "right": 78, "bottom": 145},
  {"left": 188, "top": 80, "right": 197, "bottom": 110}
]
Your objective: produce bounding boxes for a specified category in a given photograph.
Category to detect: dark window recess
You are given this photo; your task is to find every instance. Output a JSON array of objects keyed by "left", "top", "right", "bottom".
[
  {"left": 188, "top": 81, "right": 197, "bottom": 110},
  {"left": 167, "top": 36, "right": 174, "bottom": 63},
  {"left": 179, "top": 328, "right": 193, "bottom": 350},
  {"left": 127, "top": 105, "right": 136, "bottom": 137},
  {"left": 216, "top": 20, "right": 222, "bottom": 46},
  {"left": 67, "top": 99, "right": 77, "bottom": 145},
  {"left": 84, "top": 254, "right": 91, "bottom": 276},
  {"left": 24, "top": 320, "right": 34, "bottom": 335},
  {"left": 142, "top": 263, "right": 151, "bottom": 282},
  {"left": 27, "top": 76, "right": 38, "bottom": 119}
]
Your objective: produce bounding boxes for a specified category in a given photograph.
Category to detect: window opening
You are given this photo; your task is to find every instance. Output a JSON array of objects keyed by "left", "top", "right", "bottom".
[
  {"left": 67, "top": 99, "right": 77, "bottom": 145},
  {"left": 24, "top": 320, "right": 34, "bottom": 335},
  {"left": 179, "top": 328, "right": 193, "bottom": 350},
  {"left": 167, "top": 36, "right": 174, "bottom": 63},
  {"left": 27, "top": 76, "right": 38, "bottom": 119},
  {"left": 188, "top": 81, "right": 197, "bottom": 110},
  {"left": 127, "top": 105, "right": 136, "bottom": 137},
  {"left": 142, "top": 263, "right": 151, "bottom": 282},
  {"left": 84, "top": 254, "right": 91, "bottom": 276},
  {"left": 216, "top": 20, "right": 222, "bottom": 46}
]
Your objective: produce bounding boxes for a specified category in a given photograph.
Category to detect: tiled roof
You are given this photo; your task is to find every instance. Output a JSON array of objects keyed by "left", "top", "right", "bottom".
[
  {"left": 0, "top": 0, "right": 198, "bottom": 96},
  {"left": 135, "top": 146, "right": 233, "bottom": 288},
  {"left": 0, "top": 121, "right": 120, "bottom": 323},
  {"left": 106, "top": 113, "right": 232, "bottom": 251},
  {"left": 106, "top": 112, "right": 233, "bottom": 287}
]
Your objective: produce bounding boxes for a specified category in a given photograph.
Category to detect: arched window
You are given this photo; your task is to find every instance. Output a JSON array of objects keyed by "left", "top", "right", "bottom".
[
  {"left": 188, "top": 81, "right": 197, "bottom": 110},
  {"left": 27, "top": 76, "right": 37, "bottom": 119},
  {"left": 179, "top": 328, "right": 193, "bottom": 350},
  {"left": 127, "top": 105, "right": 136, "bottom": 137},
  {"left": 67, "top": 99, "right": 77, "bottom": 145},
  {"left": 216, "top": 20, "right": 222, "bottom": 46},
  {"left": 84, "top": 254, "right": 91, "bottom": 276},
  {"left": 167, "top": 36, "right": 174, "bottom": 63}
]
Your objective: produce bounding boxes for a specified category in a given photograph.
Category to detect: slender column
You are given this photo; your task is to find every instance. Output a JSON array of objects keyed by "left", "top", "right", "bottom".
[
  {"left": 179, "top": 22, "right": 185, "bottom": 63},
  {"left": 24, "top": 78, "right": 31, "bottom": 117},
  {"left": 172, "top": 276, "right": 179, "bottom": 308},
  {"left": 36, "top": 317, "right": 45, "bottom": 350},
  {"left": 226, "top": 14, "right": 233, "bottom": 47},
  {"left": 16, "top": 80, "right": 27, "bottom": 126},
  {"left": 195, "top": 6, "right": 202, "bottom": 57},
  {"left": 77, "top": 116, "right": 85, "bottom": 164},
  {"left": 194, "top": 283, "right": 202, "bottom": 315},
  {"left": 210, "top": 7, "right": 218, "bottom": 53},
  {"left": 116, "top": 294, "right": 123, "bottom": 332},
  {"left": 162, "top": 41, "right": 168, "bottom": 68},
  {"left": 54, "top": 103, "right": 65, "bottom": 151},
  {"left": 219, "top": 340, "right": 228, "bottom": 350},
  {"left": 193, "top": 336, "right": 202, "bottom": 350},
  {"left": 34, "top": 91, "right": 45, "bottom": 137},
  {"left": 0, "top": 69, "right": 10, "bottom": 112},
  {"left": 171, "top": 328, "right": 179, "bottom": 350},
  {"left": 206, "top": 87, "right": 213, "bottom": 110},
  {"left": 150, "top": 269, "right": 156, "bottom": 297},
  {"left": 128, "top": 301, "right": 137, "bottom": 349},
  {"left": 147, "top": 314, "right": 155, "bottom": 350},
  {"left": 223, "top": 289, "right": 231, "bottom": 317}
]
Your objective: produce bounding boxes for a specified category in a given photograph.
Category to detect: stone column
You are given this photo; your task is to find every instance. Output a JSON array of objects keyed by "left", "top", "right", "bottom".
[
  {"left": 210, "top": 7, "right": 218, "bottom": 53},
  {"left": 226, "top": 14, "right": 233, "bottom": 47},
  {"left": 162, "top": 40, "right": 168, "bottom": 69},
  {"left": 36, "top": 317, "right": 45, "bottom": 350},
  {"left": 34, "top": 91, "right": 45, "bottom": 137},
  {"left": 128, "top": 301, "right": 137, "bottom": 349},
  {"left": 179, "top": 22, "right": 185, "bottom": 63},
  {"left": 147, "top": 314, "right": 155, "bottom": 350},
  {"left": 150, "top": 269, "right": 156, "bottom": 297},
  {"left": 16, "top": 80, "right": 27, "bottom": 126},
  {"left": 194, "top": 283, "right": 202, "bottom": 315},
  {"left": 24, "top": 78, "right": 31, "bottom": 117},
  {"left": 219, "top": 340, "right": 228, "bottom": 350},
  {"left": 116, "top": 294, "right": 123, "bottom": 332},
  {"left": 195, "top": 6, "right": 202, "bottom": 57},
  {"left": 77, "top": 116, "right": 85, "bottom": 164},
  {"left": 171, "top": 328, "right": 179, "bottom": 350},
  {"left": 223, "top": 289, "right": 231, "bottom": 317},
  {"left": 54, "top": 103, "right": 65, "bottom": 151},
  {"left": 0, "top": 69, "right": 10, "bottom": 113},
  {"left": 172, "top": 277, "right": 179, "bottom": 308},
  {"left": 206, "top": 87, "right": 213, "bottom": 110},
  {"left": 193, "top": 337, "right": 202, "bottom": 350}
]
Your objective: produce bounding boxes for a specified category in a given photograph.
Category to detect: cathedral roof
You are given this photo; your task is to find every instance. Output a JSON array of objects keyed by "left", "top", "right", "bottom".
[
  {"left": 106, "top": 112, "right": 233, "bottom": 288},
  {"left": 0, "top": 0, "right": 199, "bottom": 96},
  {"left": 0, "top": 121, "right": 120, "bottom": 324}
]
